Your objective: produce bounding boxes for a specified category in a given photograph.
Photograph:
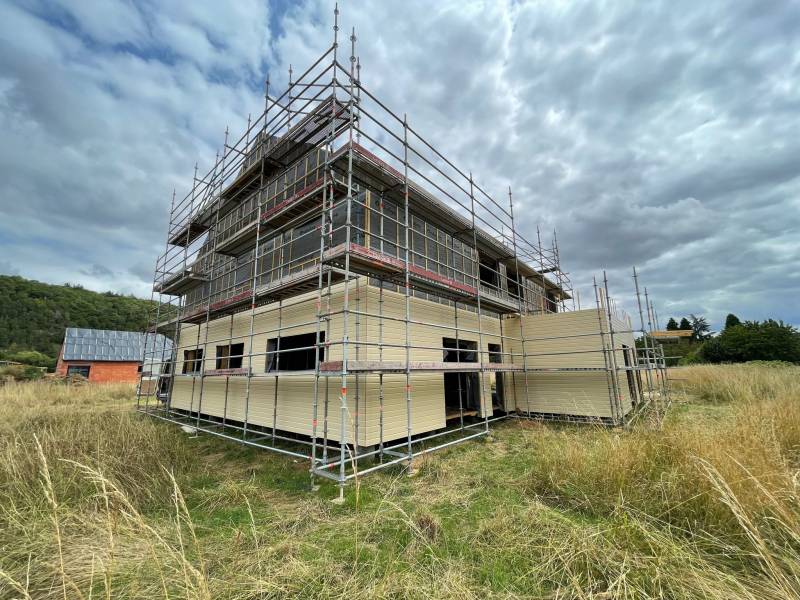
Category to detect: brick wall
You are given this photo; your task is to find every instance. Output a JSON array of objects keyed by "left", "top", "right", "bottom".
[{"left": 57, "top": 360, "right": 141, "bottom": 383}]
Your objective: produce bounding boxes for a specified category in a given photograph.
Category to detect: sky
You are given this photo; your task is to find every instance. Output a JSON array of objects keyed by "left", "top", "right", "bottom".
[{"left": 0, "top": 0, "right": 798, "bottom": 331}]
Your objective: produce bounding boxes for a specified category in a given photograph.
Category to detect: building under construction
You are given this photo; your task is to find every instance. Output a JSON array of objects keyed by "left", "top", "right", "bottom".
[{"left": 138, "top": 12, "right": 669, "bottom": 491}]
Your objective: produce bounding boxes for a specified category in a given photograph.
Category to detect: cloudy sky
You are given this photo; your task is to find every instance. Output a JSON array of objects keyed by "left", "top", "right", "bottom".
[{"left": 1, "top": 0, "right": 798, "bottom": 330}]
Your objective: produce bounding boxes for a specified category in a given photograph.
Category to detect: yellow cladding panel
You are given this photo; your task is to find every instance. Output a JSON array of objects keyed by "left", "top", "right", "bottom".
[
  {"left": 170, "top": 283, "right": 638, "bottom": 437},
  {"left": 504, "top": 309, "right": 638, "bottom": 418},
  {"left": 170, "top": 372, "right": 445, "bottom": 445}
]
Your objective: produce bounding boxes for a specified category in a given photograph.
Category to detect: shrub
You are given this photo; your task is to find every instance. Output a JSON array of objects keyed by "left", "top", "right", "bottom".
[
  {"left": 678, "top": 348, "right": 703, "bottom": 365},
  {"left": 0, "top": 349, "right": 57, "bottom": 370},
  {"left": 0, "top": 364, "right": 44, "bottom": 381},
  {"left": 700, "top": 320, "right": 800, "bottom": 364}
]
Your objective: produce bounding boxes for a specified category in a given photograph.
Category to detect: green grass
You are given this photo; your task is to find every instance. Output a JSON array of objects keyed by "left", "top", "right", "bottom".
[{"left": 1, "top": 364, "right": 800, "bottom": 598}]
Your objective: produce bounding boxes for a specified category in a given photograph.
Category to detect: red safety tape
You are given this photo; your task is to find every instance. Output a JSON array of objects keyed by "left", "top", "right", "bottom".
[
  {"left": 341, "top": 387, "right": 347, "bottom": 396},
  {"left": 312, "top": 419, "right": 318, "bottom": 427}
]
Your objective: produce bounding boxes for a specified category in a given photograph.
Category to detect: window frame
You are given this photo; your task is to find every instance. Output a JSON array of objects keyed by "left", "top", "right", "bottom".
[
  {"left": 67, "top": 365, "right": 91, "bottom": 378},
  {"left": 182, "top": 348, "right": 204, "bottom": 374},
  {"left": 216, "top": 343, "right": 244, "bottom": 370},
  {"left": 266, "top": 331, "right": 325, "bottom": 372}
]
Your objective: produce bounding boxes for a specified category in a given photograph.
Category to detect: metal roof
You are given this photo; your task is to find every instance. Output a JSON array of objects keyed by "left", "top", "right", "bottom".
[{"left": 61, "top": 328, "right": 173, "bottom": 362}]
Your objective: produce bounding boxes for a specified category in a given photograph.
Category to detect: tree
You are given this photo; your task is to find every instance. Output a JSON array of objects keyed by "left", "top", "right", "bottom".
[
  {"left": 724, "top": 313, "right": 741, "bottom": 330},
  {"left": 666, "top": 318, "right": 679, "bottom": 331},
  {"left": 700, "top": 320, "right": 800, "bottom": 364},
  {"left": 689, "top": 314, "right": 711, "bottom": 341},
  {"left": 679, "top": 317, "right": 692, "bottom": 330},
  {"left": 0, "top": 274, "right": 156, "bottom": 363}
]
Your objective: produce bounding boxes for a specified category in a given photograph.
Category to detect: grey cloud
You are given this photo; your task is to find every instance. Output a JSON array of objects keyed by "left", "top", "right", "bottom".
[
  {"left": 80, "top": 263, "right": 115, "bottom": 279},
  {"left": 0, "top": 0, "right": 798, "bottom": 331}
]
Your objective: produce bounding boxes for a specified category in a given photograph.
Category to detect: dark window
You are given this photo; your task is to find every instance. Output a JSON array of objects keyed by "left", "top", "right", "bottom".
[
  {"left": 307, "top": 149, "right": 318, "bottom": 175},
  {"left": 266, "top": 332, "right": 324, "bottom": 372},
  {"left": 234, "top": 253, "right": 251, "bottom": 285},
  {"left": 216, "top": 343, "right": 244, "bottom": 369},
  {"left": 488, "top": 343, "right": 503, "bottom": 364},
  {"left": 257, "top": 237, "right": 277, "bottom": 284},
  {"left": 479, "top": 255, "right": 499, "bottom": 287},
  {"left": 506, "top": 269, "right": 520, "bottom": 297},
  {"left": 183, "top": 349, "right": 204, "bottom": 374},
  {"left": 289, "top": 218, "right": 318, "bottom": 265},
  {"left": 453, "top": 240, "right": 464, "bottom": 282},
  {"left": 331, "top": 193, "right": 365, "bottom": 246},
  {"left": 67, "top": 365, "right": 90, "bottom": 378},
  {"left": 411, "top": 216, "right": 425, "bottom": 267},
  {"left": 442, "top": 337, "right": 477, "bottom": 363},
  {"left": 383, "top": 200, "right": 398, "bottom": 256}
]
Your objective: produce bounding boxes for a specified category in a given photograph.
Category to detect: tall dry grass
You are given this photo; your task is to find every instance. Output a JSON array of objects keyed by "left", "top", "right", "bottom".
[{"left": 0, "top": 365, "right": 798, "bottom": 599}]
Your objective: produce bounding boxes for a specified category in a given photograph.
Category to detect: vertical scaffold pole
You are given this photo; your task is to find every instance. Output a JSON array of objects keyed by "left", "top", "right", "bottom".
[
  {"left": 141, "top": 188, "right": 177, "bottom": 413},
  {"left": 594, "top": 277, "right": 617, "bottom": 422},
  {"left": 349, "top": 28, "right": 361, "bottom": 465},
  {"left": 378, "top": 274, "right": 385, "bottom": 461},
  {"left": 318, "top": 3, "right": 340, "bottom": 487},
  {"left": 632, "top": 266, "right": 658, "bottom": 420},
  {"left": 187, "top": 165, "right": 203, "bottom": 421},
  {"left": 403, "top": 113, "right": 414, "bottom": 470},
  {"left": 508, "top": 187, "right": 531, "bottom": 417},
  {"left": 243, "top": 107, "right": 263, "bottom": 443},
  {"left": 454, "top": 299, "right": 464, "bottom": 430},
  {"left": 469, "top": 173, "right": 489, "bottom": 433},
  {"left": 338, "top": 11, "right": 356, "bottom": 501},
  {"left": 553, "top": 229, "right": 567, "bottom": 312},
  {"left": 272, "top": 299, "right": 283, "bottom": 445},
  {"left": 311, "top": 151, "right": 329, "bottom": 487},
  {"left": 377, "top": 191, "right": 385, "bottom": 461},
  {"left": 164, "top": 188, "right": 183, "bottom": 419},
  {"left": 602, "top": 271, "right": 623, "bottom": 424},
  {"left": 536, "top": 226, "right": 549, "bottom": 313},
  {"left": 195, "top": 143, "right": 226, "bottom": 433},
  {"left": 645, "top": 289, "right": 669, "bottom": 413}
]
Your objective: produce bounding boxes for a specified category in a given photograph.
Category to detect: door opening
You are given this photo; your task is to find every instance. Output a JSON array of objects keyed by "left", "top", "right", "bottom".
[
  {"left": 488, "top": 343, "right": 504, "bottom": 411},
  {"left": 442, "top": 337, "right": 479, "bottom": 420}
]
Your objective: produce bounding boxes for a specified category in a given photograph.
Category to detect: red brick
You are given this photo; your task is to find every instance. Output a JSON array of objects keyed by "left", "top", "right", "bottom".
[{"left": 56, "top": 360, "right": 140, "bottom": 383}]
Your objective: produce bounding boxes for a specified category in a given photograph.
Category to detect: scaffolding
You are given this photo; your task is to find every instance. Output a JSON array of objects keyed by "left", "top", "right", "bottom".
[{"left": 137, "top": 8, "right": 670, "bottom": 496}]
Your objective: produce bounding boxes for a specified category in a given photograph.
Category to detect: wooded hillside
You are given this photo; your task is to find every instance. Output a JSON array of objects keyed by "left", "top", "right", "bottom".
[{"left": 0, "top": 275, "right": 155, "bottom": 361}]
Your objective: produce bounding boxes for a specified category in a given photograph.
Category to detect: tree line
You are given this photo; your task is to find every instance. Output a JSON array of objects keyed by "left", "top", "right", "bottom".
[
  {"left": 0, "top": 275, "right": 156, "bottom": 369},
  {"left": 660, "top": 312, "right": 800, "bottom": 365}
]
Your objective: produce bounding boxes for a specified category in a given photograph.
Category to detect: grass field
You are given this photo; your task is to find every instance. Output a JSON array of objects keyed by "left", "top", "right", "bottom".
[{"left": 1, "top": 364, "right": 799, "bottom": 599}]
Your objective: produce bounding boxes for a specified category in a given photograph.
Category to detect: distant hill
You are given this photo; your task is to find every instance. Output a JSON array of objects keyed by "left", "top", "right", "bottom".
[{"left": 0, "top": 275, "right": 156, "bottom": 362}]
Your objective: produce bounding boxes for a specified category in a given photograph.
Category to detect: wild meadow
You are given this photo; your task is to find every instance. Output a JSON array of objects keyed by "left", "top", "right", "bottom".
[{"left": 1, "top": 364, "right": 799, "bottom": 599}]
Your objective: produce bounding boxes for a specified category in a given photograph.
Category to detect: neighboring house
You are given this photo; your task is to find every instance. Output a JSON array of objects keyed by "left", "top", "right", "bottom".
[
  {"left": 57, "top": 328, "right": 172, "bottom": 383},
  {"left": 649, "top": 330, "right": 694, "bottom": 343}
]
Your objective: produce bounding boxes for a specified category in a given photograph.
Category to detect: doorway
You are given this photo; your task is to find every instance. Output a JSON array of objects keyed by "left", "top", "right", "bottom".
[
  {"left": 488, "top": 343, "right": 504, "bottom": 411},
  {"left": 442, "top": 337, "right": 479, "bottom": 419}
]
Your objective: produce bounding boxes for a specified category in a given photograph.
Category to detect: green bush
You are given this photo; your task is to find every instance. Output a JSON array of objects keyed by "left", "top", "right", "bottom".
[
  {"left": 699, "top": 320, "right": 800, "bottom": 364},
  {"left": 678, "top": 349, "right": 703, "bottom": 365},
  {"left": 0, "top": 364, "right": 45, "bottom": 381},
  {"left": 0, "top": 349, "right": 56, "bottom": 370}
]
